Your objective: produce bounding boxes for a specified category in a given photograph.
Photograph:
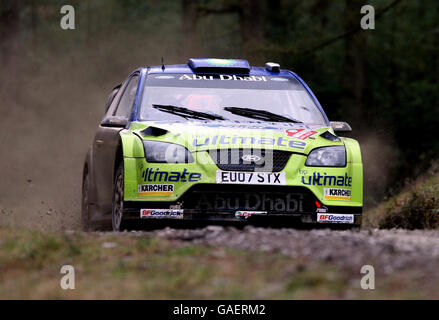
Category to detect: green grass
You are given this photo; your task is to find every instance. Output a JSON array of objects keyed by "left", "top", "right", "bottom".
[
  {"left": 365, "top": 174, "right": 439, "bottom": 229},
  {"left": 0, "top": 226, "right": 437, "bottom": 299}
]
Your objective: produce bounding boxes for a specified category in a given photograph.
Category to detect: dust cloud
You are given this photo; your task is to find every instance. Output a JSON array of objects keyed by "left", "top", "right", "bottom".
[
  {"left": 0, "top": 40, "right": 179, "bottom": 230},
  {"left": 0, "top": 57, "right": 98, "bottom": 229},
  {"left": 359, "top": 133, "right": 400, "bottom": 209}
]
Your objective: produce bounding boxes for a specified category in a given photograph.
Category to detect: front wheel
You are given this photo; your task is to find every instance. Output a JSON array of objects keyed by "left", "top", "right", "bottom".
[{"left": 112, "top": 163, "right": 127, "bottom": 231}]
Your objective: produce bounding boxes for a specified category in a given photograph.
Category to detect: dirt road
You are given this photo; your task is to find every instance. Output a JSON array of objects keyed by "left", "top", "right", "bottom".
[
  {"left": 153, "top": 226, "right": 439, "bottom": 276},
  {"left": 148, "top": 225, "right": 439, "bottom": 298}
]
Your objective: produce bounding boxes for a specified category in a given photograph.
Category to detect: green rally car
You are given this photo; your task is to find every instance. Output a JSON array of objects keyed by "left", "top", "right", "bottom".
[{"left": 81, "top": 58, "right": 363, "bottom": 231}]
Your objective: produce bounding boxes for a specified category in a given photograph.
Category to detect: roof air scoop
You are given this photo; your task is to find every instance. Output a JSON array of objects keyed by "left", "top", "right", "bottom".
[
  {"left": 188, "top": 58, "right": 251, "bottom": 74},
  {"left": 265, "top": 62, "right": 280, "bottom": 73}
]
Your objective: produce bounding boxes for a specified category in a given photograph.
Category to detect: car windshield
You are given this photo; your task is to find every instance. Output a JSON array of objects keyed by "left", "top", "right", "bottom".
[{"left": 138, "top": 73, "right": 327, "bottom": 125}]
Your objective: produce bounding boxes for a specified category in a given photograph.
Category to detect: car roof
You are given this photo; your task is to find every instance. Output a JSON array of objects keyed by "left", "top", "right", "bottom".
[
  {"left": 143, "top": 64, "right": 295, "bottom": 77},
  {"left": 138, "top": 58, "right": 295, "bottom": 77}
]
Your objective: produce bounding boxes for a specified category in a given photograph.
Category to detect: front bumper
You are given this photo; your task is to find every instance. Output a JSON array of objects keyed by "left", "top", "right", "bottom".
[
  {"left": 123, "top": 184, "right": 362, "bottom": 225},
  {"left": 124, "top": 208, "right": 362, "bottom": 225}
]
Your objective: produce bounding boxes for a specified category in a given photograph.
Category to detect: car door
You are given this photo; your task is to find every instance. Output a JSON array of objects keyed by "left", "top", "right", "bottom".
[{"left": 91, "top": 73, "right": 140, "bottom": 218}]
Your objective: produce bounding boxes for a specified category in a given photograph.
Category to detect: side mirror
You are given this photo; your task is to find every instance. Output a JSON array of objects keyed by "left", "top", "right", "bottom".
[
  {"left": 101, "top": 116, "right": 128, "bottom": 128},
  {"left": 330, "top": 121, "right": 352, "bottom": 133}
]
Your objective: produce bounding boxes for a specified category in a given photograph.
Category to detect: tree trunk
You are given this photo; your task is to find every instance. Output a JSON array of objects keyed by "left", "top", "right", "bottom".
[
  {"left": 435, "top": 3, "right": 439, "bottom": 88},
  {"left": 389, "top": 3, "right": 398, "bottom": 118},
  {"left": 311, "top": 0, "right": 331, "bottom": 29},
  {"left": 239, "top": 0, "right": 265, "bottom": 64},
  {"left": 181, "top": 0, "right": 202, "bottom": 59},
  {"left": 0, "top": 0, "right": 21, "bottom": 66},
  {"left": 30, "top": 0, "right": 38, "bottom": 47},
  {"left": 341, "top": 0, "right": 366, "bottom": 126}
]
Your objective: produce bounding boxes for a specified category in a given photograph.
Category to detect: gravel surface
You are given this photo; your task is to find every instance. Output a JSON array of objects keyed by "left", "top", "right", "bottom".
[{"left": 139, "top": 226, "right": 439, "bottom": 275}]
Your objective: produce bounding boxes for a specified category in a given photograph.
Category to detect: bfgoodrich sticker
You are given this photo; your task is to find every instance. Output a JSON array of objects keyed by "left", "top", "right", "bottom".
[
  {"left": 138, "top": 184, "right": 174, "bottom": 196},
  {"left": 324, "top": 188, "right": 351, "bottom": 201},
  {"left": 317, "top": 213, "right": 354, "bottom": 224},
  {"left": 140, "top": 209, "right": 183, "bottom": 219}
]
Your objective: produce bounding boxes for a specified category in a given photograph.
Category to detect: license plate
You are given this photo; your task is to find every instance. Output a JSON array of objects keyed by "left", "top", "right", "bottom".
[
  {"left": 216, "top": 171, "right": 286, "bottom": 185},
  {"left": 317, "top": 213, "right": 354, "bottom": 224}
]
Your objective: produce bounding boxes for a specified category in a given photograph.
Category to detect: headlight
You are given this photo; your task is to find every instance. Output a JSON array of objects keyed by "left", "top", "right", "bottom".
[
  {"left": 143, "top": 141, "right": 194, "bottom": 163},
  {"left": 305, "top": 146, "right": 346, "bottom": 167}
]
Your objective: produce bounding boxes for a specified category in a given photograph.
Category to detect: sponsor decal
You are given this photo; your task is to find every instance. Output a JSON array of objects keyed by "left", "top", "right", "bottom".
[
  {"left": 138, "top": 184, "right": 174, "bottom": 196},
  {"left": 142, "top": 168, "right": 202, "bottom": 182},
  {"left": 270, "top": 77, "right": 289, "bottom": 82},
  {"left": 324, "top": 188, "right": 351, "bottom": 201},
  {"left": 188, "top": 121, "right": 307, "bottom": 131},
  {"left": 315, "top": 200, "right": 328, "bottom": 213},
  {"left": 197, "top": 123, "right": 279, "bottom": 130},
  {"left": 235, "top": 211, "right": 267, "bottom": 219},
  {"left": 317, "top": 213, "right": 354, "bottom": 224},
  {"left": 216, "top": 171, "right": 286, "bottom": 185},
  {"left": 140, "top": 209, "right": 184, "bottom": 219},
  {"left": 285, "top": 128, "right": 318, "bottom": 140},
  {"left": 154, "top": 75, "right": 175, "bottom": 79},
  {"left": 196, "top": 192, "right": 304, "bottom": 212},
  {"left": 179, "top": 74, "right": 267, "bottom": 82},
  {"left": 193, "top": 135, "right": 306, "bottom": 150},
  {"left": 301, "top": 172, "right": 352, "bottom": 187}
]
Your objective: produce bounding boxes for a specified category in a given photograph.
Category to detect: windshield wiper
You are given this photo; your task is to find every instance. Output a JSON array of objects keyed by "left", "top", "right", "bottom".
[
  {"left": 223, "top": 107, "right": 302, "bottom": 123},
  {"left": 152, "top": 104, "right": 226, "bottom": 121}
]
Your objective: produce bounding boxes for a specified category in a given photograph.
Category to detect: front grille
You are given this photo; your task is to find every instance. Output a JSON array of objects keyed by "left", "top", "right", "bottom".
[
  {"left": 208, "top": 149, "right": 292, "bottom": 172},
  {"left": 181, "top": 184, "right": 317, "bottom": 213}
]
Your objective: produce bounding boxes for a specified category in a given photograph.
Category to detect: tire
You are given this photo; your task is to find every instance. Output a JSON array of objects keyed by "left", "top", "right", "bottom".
[
  {"left": 81, "top": 171, "right": 91, "bottom": 231},
  {"left": 112, "top": 163, "right": 126, "bottom": 231}
]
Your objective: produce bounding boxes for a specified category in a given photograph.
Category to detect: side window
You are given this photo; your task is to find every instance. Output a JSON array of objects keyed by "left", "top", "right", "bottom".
[
  {"left": 115, "top": 74, "right": 140, "bottom": 118},
  {"left": 106, "top": 82, "right": 127, "bottom": 116},
  {"left": 105, "top": 85, "right": 121, "bottom": 113}
]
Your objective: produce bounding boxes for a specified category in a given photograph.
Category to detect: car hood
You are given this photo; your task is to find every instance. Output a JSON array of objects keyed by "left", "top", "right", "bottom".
[{"left": 130, "top": 120, "right": 343, "bottom": 155}]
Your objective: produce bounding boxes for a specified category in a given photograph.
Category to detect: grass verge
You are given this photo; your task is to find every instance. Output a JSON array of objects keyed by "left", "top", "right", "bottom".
[
  {"left": 365, "top": 174, "right": 439, "bottom": 229},
  {"left": 0, "top": 226, "right": 436, "bottom": 299}
]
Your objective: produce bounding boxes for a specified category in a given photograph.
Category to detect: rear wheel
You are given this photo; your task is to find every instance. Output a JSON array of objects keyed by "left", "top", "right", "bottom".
[
  {"left": 112, "top": 163, "right": 126, "bottom": 231},
  {"left": 81, "top": 171, "right": 91, "bottom": 231}
]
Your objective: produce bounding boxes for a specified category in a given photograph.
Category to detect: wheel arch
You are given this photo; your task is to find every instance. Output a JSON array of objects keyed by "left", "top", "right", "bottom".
[
  {"left": 114, "top": 130, "right": 144, "bottom": 184},
  {"left": 341, "top": 137, "right": 362, "bottom": 164},
  {"left": 82, "top": 147, "right": 94, "bottom": 202},
  {"left": 113, "top": 138, "right": 124, "bottom": 180}
]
